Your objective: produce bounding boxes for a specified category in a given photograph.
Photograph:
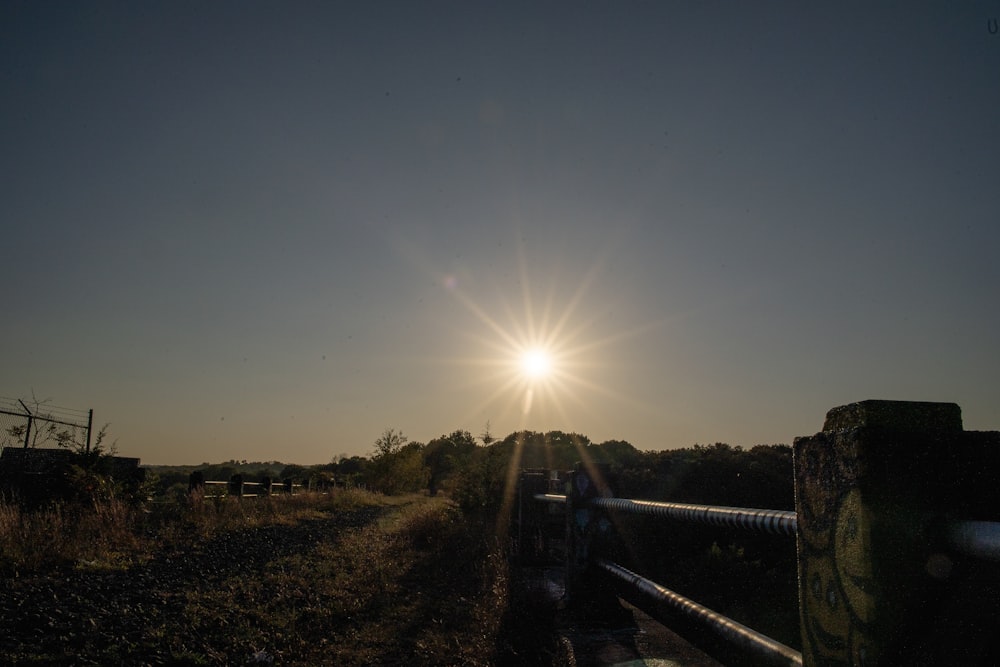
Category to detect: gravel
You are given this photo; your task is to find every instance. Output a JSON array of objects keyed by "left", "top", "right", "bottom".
[{"left": 0, "top": 507, "right": 385, "bottom": 665}]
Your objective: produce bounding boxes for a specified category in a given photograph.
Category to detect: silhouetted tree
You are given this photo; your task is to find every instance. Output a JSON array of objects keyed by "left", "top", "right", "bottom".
[
  {"left": 368, "top": 429, "right": 427, "bottom": 494},
  {"left": 374, "top": 427, "right": 407, "bottom": 457},
  {"left": 592, "top": 439, "right": 642, "bottom": 468},
  {"left": 479, "top": 421, "right": 495, "bottom": 446},
  {"left": 424, "top": 429, "right": 477, "bottom": 495}
]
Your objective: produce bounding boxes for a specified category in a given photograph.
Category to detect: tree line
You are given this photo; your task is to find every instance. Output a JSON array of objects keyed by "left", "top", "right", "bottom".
[{"left": 145, "top": 428, "right": 793, "bottom": 515}]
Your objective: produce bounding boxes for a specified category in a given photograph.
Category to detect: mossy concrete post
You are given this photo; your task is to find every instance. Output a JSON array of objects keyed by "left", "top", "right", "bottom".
[{"left": 794, "top": 400, "right": 1000, "bottom": 666}]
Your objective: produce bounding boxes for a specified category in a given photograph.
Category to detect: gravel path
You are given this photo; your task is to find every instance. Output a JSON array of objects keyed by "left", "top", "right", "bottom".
[{"left": 0, "top": 507, "right": 385, "bottom": 665}]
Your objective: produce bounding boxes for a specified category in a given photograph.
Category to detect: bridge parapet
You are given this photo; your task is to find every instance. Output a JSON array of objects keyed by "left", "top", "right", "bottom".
[
  {"left": 519, "top": 400, "right": 1000, "bottom": 666},
  {"left": 795, "top": 399, "right": 1000, "bottom": 666}
]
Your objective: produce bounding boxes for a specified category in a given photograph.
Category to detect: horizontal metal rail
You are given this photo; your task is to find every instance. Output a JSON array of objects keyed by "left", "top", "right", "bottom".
[
  {"left": 592, "top": 497, "right": 797, "bottom": 536},
  {"left": 947, "top": 520, "right": 1000, "bottom": 561},
  {"left": 200, "top": 480, "right": 304, "bottom": 498},
  {"left": 200, "top": 480, "right": 302, "bottom": 487},
  {"left": 597, "top": 559, "right": 803, "bottom": 667},
  {"left": 537, "top": 494, "right": 797, "bottom": 537}
]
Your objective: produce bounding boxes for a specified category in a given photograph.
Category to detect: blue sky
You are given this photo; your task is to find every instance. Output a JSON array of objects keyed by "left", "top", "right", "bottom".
[{"left": 2, "top": 2, "right": 998, "bottom": 464}]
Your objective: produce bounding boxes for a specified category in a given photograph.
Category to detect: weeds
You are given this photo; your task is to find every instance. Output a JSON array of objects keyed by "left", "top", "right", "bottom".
[
  {"left": 0, "top": 498, "right": 147, "bottom": 573},
  {"left": 0, "top": 488, "right": 383, "bottom": 576},
  {"left": 0, "top": 489, "right": 523, "bottom": 666}
]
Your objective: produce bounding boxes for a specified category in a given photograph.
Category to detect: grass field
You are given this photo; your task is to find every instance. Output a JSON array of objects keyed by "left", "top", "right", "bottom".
[{"left": 0, "top": 490, "right": 528, "bottom": 665}]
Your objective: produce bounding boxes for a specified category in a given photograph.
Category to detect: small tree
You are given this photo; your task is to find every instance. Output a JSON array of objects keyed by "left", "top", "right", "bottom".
[
  {"left": 480, "top": 421, "right": 495, "bottom": 446},
  {"left": 374, "top": 428, "right": 408, "bottom": 457},
  {"left": 369, "top": 432, "right": 428, "bottom": 495},
  {"left": 424, "top": 430, "right": 476, "bottom": 496},
  {"left": 58, "top": 422, "right": 115, "bottom": 458}
]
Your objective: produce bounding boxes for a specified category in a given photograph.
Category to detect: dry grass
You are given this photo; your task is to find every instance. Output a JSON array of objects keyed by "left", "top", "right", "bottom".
[
  {"left": 0, "top": 497, "right": 147, "bottom": 573},
  {"left": 178, "top": 495, "right": 510, "bottom": 665},
  {"left": 0, "top": 490, "right": 516, "bottom": 665},
  {"left": 0, "top": 491, "right": 285, "bottom": 574}
]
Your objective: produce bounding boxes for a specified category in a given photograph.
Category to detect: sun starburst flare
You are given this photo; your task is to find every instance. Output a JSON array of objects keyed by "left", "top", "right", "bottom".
[
  {"left": 519, "top": 348, "right": 553, "bottom": 380},
  {"left": 402, "top": 230, "right": 665, "bottom": 540}
]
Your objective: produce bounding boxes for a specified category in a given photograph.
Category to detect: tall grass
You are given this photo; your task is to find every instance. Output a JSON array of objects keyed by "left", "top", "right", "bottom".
[
  {"left": 0, "top": 490, "right": 520, "bottom": 665},
  {"left": 0, "top": 488, "right": 383, "bottom": 575},
  {"left": 0, "top": 497, "right": 147, "bottom": 573}
]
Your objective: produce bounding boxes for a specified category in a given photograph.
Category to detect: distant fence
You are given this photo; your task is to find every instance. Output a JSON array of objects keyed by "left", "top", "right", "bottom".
[
  {"left": 516, "top": 400, "right": 1000, "bottom": 666},
  {"left": 188, "top": 472, "right": 310, "bottom": 498}
]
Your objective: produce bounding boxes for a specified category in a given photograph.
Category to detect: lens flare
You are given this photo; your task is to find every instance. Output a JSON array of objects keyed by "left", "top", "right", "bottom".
[{"left": 520, "top": 348, "right": 552, "bottom": 380}]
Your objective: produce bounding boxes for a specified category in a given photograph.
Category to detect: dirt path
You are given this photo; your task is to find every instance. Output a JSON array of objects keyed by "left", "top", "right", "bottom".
[{"left": 0, "top": 506, "right": 388, "bottom": 665}]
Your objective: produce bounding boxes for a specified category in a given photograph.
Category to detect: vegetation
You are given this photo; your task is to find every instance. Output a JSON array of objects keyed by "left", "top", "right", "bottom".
[
  {"left": 0, "top": 490, "right": 510, "bottom": 665},
  {"left": 1, "top": 418, "right": 802, "bottom": 664}
]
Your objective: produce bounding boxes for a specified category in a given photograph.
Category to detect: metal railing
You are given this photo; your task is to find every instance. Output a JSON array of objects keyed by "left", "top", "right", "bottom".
[
  {"left": 529, "top": 484, "right": 1000, "bottom": 667},
  {"left": 598, "top": 559, "right": 801, "bottom": 667},
  {"left": 590, "top": 497, "right": 797, "bottom": 536},
  {"left": 191, "top": 474, "right": 305, "bottom": 498},
  {"left": 530, "top": 487, "right": 802, "bottom": 666},
  {"left": 517, "top": 400, "right": 1000, "bottom": 666}
]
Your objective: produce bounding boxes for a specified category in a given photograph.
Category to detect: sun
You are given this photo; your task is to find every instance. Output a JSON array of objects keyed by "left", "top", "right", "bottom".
[
  {"left": 427, "top": 229, "right": 652, "bottom": 432},
  {"left": 520, "top": 347, "right": 553, "bottom": 380}
]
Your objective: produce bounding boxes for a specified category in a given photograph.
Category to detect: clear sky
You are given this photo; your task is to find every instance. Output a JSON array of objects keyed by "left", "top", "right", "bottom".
[{"left": 2, "top": 2, "right": 998, "bottom": 465}]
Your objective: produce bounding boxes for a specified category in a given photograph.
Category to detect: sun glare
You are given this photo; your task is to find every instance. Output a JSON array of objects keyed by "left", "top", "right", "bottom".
[
  {"left": 520, "top": 348, "right": 553, "bottom": 380},
  {"left": 426, "top": 241, "right": 657, "bottom": 542},
  {"left": 429, "top": 233, "right": 649, "bottom": 438}
]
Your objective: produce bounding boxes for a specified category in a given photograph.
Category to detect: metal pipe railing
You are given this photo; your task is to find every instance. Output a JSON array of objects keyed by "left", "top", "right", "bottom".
[
  {"left": 538, "top": 493, "right": 797, "bottom": 537},
  {"left": 597, "top": 559, "right": 803, "bottom": 667},
  {"left": 530, "top": 486, "right": 800, "bottom": 664},
  {"left": 547, "top": 491, "right": 1000, "bottom": 559}
]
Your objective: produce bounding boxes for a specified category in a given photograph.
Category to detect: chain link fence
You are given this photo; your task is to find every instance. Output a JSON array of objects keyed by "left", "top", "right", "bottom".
[
  {"left": 0, "top": 397, "right": 92, "bottom": 454},
  {"left": 0, "top": 409, "right": 30, "bottom": 450}
]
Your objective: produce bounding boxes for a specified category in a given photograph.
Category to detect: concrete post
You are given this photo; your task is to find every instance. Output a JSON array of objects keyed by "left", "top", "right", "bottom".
[
  {"left": 228, "top": 473, "right": 243, "bottom": 498},
  {"left": 516, "top": 470, "right": 550, "bottom": 563},
  {"left": 565, "top": 461, "right": 623, "bottom": 617},
  {"left": 188, "top": 470, "right": 205, "bottom": 494},
  {"left": 794, "top": 400, "right": 1000, "bottom": 666}
]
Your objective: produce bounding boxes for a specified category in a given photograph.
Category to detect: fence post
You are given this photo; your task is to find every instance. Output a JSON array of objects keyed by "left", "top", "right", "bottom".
[
  {"left": 228, "top": 473, "right": 243, "bottom": 498},
  {"left": 22, "top": 415, "right": 32, "bottom": 449},
  {"left": 85, "top": 408, "right": 93, "bottom": 454},
  {"left": 565, "top": 461, "right": 623, "bottom": 618},
  {"left": 188, "top": 471, "right": 205, "bottom": 494},
  {"left": 794, "top": 400, "right": 1000, "bottom": 666},
  {"left": 516, "top": 470, "right": 550, "bottom": 563}
]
